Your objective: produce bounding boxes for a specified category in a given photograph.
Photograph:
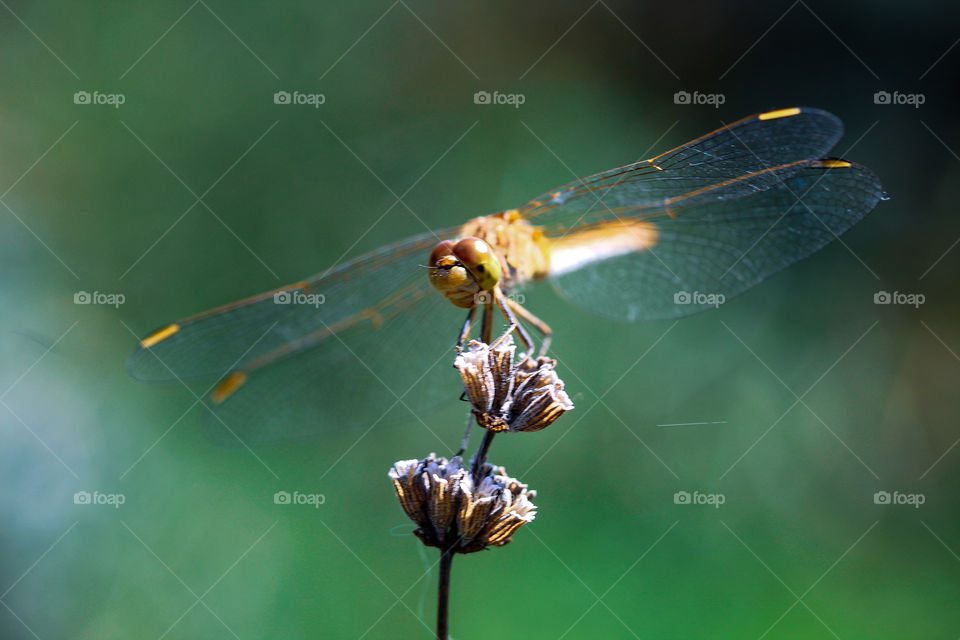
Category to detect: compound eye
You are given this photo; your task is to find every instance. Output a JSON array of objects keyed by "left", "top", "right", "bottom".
[
  {"left": 452, "top": 237, "right": 501, "bottom": 290},
  {"left": 428, "top": 240, "right": 456, "bottom": 268}
]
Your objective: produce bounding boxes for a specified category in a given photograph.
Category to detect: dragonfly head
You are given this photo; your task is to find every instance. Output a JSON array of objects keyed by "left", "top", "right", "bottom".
[{"left": 428, "top": 237, "right": 502, "bottom": 308}]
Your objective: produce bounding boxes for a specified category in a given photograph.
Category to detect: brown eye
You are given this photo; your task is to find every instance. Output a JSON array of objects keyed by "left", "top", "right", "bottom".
[
  {"left": 452, "top": 237, "right": 491, "bottom": 267},
  {"left": 429, "top": 240, "right": 455, "bottom": 268},
  {"left": 452, "top": 237, "right": 501, "bottom": 290}
]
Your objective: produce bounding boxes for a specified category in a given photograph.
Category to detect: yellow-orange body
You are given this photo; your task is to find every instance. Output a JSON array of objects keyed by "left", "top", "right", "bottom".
[
  {"left": 431, "top": 209, "right": 660, "bottom": 309},
  {"left": 458, "top": 210, "right": 551, "bottom": 289}
]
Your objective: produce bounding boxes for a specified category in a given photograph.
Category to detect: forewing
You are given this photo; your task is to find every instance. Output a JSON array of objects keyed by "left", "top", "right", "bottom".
[
  {"left": 520, "top": 108, "right": 844, "bottom": 231},
  {"left": 549, "top": 161, "right": 883, "bottom": 321}
]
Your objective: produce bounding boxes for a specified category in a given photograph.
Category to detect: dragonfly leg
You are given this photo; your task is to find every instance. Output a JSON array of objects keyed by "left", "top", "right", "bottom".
[
  {"left": 494, "top": 288, "right": 535, "bottom": 354},
  {"left": 491, "top": 322, "right": 518, "bottom": 349},
  {"left": 456, "top": 306, "right": 476, "bottom": 349},
  {"left": 457, "top": 411, "right": 474, "bottom": 457},
  {"left": 507, "top": 296, "right": 553, "bottom": 357}
]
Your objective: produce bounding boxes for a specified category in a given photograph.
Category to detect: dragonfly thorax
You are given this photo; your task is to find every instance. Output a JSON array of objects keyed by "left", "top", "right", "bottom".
[{"left": 458, "top": 211, "right": 551, "bottom": 285}]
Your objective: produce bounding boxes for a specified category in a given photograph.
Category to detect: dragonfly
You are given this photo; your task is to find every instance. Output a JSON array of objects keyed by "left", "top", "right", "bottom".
[{"left": 129, "top": 107, "right": 883, "bottom": 445}]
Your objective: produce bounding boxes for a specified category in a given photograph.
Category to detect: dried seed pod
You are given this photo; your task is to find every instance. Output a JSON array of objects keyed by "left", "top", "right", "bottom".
[
  {"left": 388, "top": 454, "right": 537, "bottom": 553},
  {"left": 454, "top": 335, "right": 574, "bottom": 433}
]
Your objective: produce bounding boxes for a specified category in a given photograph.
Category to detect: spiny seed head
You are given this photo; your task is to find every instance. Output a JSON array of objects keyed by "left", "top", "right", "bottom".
[
  {"left": 388, "top": 453, "right": 537, "bottom": 553},
  {"left": 455, "top": 335, "right": 574, "bottom": 433}
]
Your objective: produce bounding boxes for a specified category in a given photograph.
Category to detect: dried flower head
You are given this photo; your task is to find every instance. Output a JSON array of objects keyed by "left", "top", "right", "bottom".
[
  {"left": 388, "top": 453, "right": 537, "bottom": 553},
  {"left": 455, "top": 335, "right": 574, "bottom": 432}
]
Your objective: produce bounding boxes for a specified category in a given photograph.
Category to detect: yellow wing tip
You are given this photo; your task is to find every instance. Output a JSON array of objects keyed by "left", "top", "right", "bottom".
[
  {"left": 811, "top": 159, "right": 852, "bottom": 169},
  {"left": 140, "top": 324, "right": 180, "bottom": 348},
  {"left": 212, "top": 371, "right": 247, "bottom": 404},
  {"left": 758, "top": 107, "right": 802, "bottom": 121}
]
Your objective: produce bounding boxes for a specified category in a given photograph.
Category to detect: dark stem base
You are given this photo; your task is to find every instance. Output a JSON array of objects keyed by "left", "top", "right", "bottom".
[{"left": 436, "top": 546, "right": 454, "bottom": 639}]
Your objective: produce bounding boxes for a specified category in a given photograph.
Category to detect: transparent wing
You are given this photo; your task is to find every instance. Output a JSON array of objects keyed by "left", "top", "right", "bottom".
[
  {"left": 128, "top": 228, "right": 470, "bottom": 444},
  {"left": 128, "top": 107, "right": 873, "bottom": 441},
  {"left": 519, "top": 107, "right": 844, "bottom": 232},
  {"left": 549, "top": 160, "right": 883, "bottom": 321},
  {"left": 199, "top": 287, "right": 463, "bottom": 445}
]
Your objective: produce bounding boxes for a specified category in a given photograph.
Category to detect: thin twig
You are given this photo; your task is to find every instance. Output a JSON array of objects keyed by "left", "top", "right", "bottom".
[
  {"left": 440, "top": 297, "right": 497, "bottom": 638},
  {"left": 471, "top": 429, "right": 496, "bottom": 485},
  {"left": 436, "top": 545, "right": 454, "bottom": 639},
  {"left": 457, "top": 412, "right": 474, "bottom": 456},
  {"left": 472, "top": 297, "right": 498, "bottom": 483}
]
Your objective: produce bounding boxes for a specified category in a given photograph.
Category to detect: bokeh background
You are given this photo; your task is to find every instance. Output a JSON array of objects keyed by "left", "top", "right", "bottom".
[{"left": 2, "top": 1, "right": 959, "bottom": 637}]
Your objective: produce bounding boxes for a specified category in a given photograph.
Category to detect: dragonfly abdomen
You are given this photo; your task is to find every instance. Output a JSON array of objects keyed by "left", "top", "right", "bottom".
[{"left": 545, "top": 219, "right": 660, "bottom": 278}]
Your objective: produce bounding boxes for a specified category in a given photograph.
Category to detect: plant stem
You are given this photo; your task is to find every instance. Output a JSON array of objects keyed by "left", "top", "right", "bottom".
[
  {"left": 436, "top": 545, "right": 454, "bottom": 640},
  {"left": 481, "top": 300, "right": 494, "bottom": 343},
  {"left": 438, "top": 299, "right": 496, "bottom": 638},
  {"left": 469, "top": 301, "right": 498, "bottom": 483},
  {"left": 471, "top": 429, "right": 496, "bottom": 485}
]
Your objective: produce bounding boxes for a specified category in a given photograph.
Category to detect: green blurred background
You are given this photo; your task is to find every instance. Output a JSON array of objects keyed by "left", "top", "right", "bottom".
[{"left": 2, "top": 1, "right": 958, "bottom": 637}]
